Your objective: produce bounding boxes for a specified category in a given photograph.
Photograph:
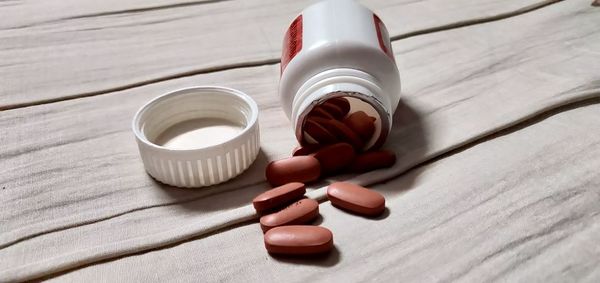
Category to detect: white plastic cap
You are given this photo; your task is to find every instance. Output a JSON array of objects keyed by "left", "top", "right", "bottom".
[{"left": 132, "top": 86, "right": 260, "bottom": 188}]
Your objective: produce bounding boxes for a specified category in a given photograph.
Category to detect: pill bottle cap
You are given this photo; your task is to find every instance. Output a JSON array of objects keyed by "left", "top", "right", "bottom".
[{"left": 132, "top": 86, "right": 260, "bottom": 188}]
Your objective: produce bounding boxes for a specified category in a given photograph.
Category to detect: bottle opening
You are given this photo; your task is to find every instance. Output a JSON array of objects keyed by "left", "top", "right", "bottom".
[
  {"left": 154, "top": 118, "right": 245, "bottom": 150},
  {"left": 301, "top": 93, "right": 386, "bottom": 151}
]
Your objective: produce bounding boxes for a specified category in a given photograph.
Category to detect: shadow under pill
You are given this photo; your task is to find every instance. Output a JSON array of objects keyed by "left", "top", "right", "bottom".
[
  {"left": 372, "top": 207, "right": 390, "bottom": 221},
  {"left": 330, "top": 204, "right": 390, "bottom": 221},
  {"left": 270, "top": 246, "right": 341, "bottom": 267},
  {"left": 311, "top": 214, "right": 324, "bottom": 225},
  {"left": 374, "top": 98, "right": 429, "bottom": 195}
]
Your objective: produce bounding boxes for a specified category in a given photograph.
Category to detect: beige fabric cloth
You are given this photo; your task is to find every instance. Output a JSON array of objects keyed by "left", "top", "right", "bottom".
[
  {"left": 49, "top": 101, "right": 600, "bottom": 283},
  {"left": 1, "top": 1, "right": 599, "bottom": 281}
]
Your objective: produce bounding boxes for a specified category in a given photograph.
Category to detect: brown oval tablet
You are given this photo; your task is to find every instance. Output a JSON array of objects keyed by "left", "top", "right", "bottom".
[
  {"left": 343, "top": 111, "right": 376, "bottom": 140},
  {"left": 313, "top": 117, "right": 364, "bottom": 150},
  {"left": 349, "top": 150, "right": 396, "bottom": 173},
  {"left": 292, "top": 145, "right": 319, "bottom": 156},
  {"left": 319, "top": 102, "right": 344, "bottom": 119},
  {"left": 264, "top": 225, "right": 333, "bottom": 255},
  {"left": 265, "top": 156, "right": 321, "bottom": 187},
  {"left": 312, "top": 143, "right": 355, "bottom": 175},
  {"left": 252, "top": 182, "right": 306, "bottom": 214},
  {"left": 260, "top": 198, "right": 319, "bottom": 232},
  {"left": 304, "top": 119, "right": 337, "bottom": 144},
  {"left": 326, "top": 97, "right": 350, "bottom": 117},
  {"left": 327, "top": 182, "right": 385, "bottom": 216},
  {"left": 309, "top": 107, "right": 335, "bottom": 120}
]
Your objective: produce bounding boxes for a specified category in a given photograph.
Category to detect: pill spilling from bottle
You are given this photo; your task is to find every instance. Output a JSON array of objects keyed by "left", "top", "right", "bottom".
[
  {"left": 253, "top": 180, "right": 386, "bottom": 256},
  {"left": 327, "top": 182, "right": 386, "bottom": 216},
  {"left": 304, "top": 99, "right": 375, "bottom": 151},
  {"left": 252, "top": 182, "right": 306, "bottom": 214},
  {"left": 264, "top": 225, "right": 334, "bottom": 255},
  {"left": 260, "top": 198, "right": 319, "bottom": 232},
  {"left": 266, "top": 143, "right": 396, "bottom": 186},
  {"left": 279, "top": 0, "right": 401, "bottom": 152},
  {"left": 253, "top": 0, "right": 401, "bottom": 258},
  {"left": 258, "top": 98, "right": 397, "bottom": 256},
  {"left": 265, "top": 156, "right": 321, "bottom": 187}
]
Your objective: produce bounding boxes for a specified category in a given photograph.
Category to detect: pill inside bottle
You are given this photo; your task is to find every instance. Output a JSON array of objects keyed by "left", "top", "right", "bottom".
[
  {"left": 301, "top": 96, "right": 383, "bottom": 151},
  {"left": 154, "top": 118, "right": 244, "bottom": 150},
  {"left": 279, "top": 0, "right": 400, "bottom": 152}
]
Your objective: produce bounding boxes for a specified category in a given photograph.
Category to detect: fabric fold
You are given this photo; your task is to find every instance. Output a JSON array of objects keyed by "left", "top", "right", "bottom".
[{"left": 2, "top": 1, "right": 599, "bottom": 281}]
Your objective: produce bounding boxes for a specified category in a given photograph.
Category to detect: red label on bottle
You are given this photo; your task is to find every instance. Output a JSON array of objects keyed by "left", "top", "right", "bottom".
[
  {"left": 373, "top": 14, "right": 394, "bottom": 59},
  {"left": 281, "top": 15, "right": 303, "bottom": 75}
]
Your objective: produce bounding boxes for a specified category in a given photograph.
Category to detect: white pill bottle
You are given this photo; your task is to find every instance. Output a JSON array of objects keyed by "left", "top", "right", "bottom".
[{"left": 280, "top": 0, "right": 400, "bottom": 150}]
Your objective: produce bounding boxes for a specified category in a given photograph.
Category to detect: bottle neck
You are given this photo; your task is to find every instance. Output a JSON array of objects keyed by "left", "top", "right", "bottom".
[{"left": 292, "top": 68, "right": 392, "bottom": 150}]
